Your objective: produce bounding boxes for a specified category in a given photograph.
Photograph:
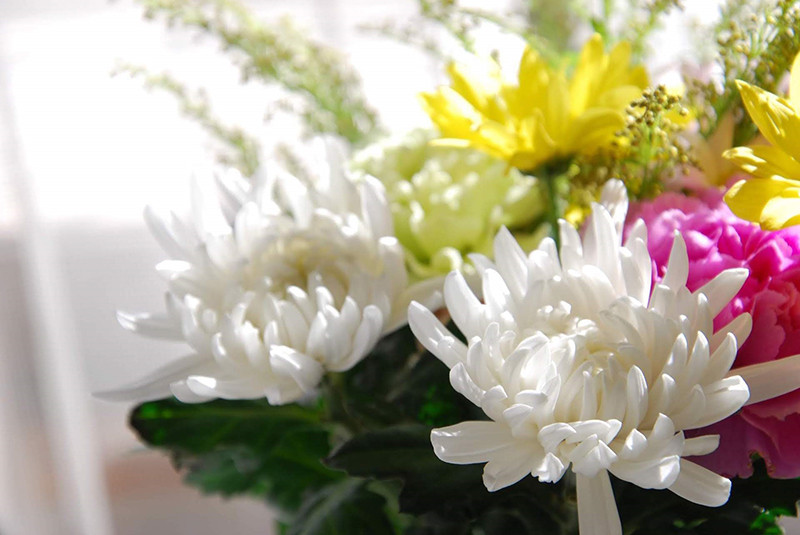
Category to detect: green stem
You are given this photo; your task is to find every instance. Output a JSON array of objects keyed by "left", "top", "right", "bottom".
[
  {"left": 322, "top": 373, "right": 363, "bottom": 436},
  {"left": 542, "top": 174, "right": 562, "bottom": 251},
  {"left": 524, "top": 161, "right": 570, "bottom": 251}
]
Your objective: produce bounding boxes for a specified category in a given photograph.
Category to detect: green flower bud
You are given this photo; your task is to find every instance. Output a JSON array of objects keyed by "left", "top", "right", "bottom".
[{"left": 352, "top": 130, "right": 546, "bottom": 280}]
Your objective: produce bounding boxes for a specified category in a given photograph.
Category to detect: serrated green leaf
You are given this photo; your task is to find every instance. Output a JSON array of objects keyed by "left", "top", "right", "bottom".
[
  {"left": 130, "top": 398, "right": 343, "bottom": 511},
  {"left": 286, "top": 479, "right": 396, "bottom": 535}
]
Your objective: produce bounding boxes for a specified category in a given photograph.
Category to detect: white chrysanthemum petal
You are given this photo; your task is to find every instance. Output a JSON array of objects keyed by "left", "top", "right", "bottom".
[
  {"left": 359, "top": 176, "right": 394, "bottom": 238},
  {"left": 621, "top": 365, "right": 648, "bottom": 432},
  {"left": 735, "top": 353, "right": 800, "bottom": 406},
  {"left": 117, "top": 310, "right": 182, "bottom": 340},
  {"left": 431, "top": 421, "right": 515, "bottom": 464},
  {"left": 269, "top": 345, "right": 325, "bottom": 393},
  {"left": 185, "top": 375, "right": 263, "bottom": 400},
  {"left": 688, "top": 375, "right": 749, "bottom": 429},
  {"left": 660, "top": 232, "right": 689, "bottom": 292},
  {"left": 330, "top": 305, "right": 384, "bottom": 372},
  {"left": 710, "top": 312, "right": 751, "bottom": 352},
  {"left": 144, "top": 206, "right": 194, "bottom": 261},
  {"left": 695, "top": 268, "right": 748, "bottom": 318},
  {"left": 584, "top": 203, "right": 623, "bottom": 289},
  {"left": 493, "top": 227, "right": 528, "bottom": 299},
  {"left": 445, "top": 271, "right": 484, "bottom": 335},
  {"left": 96, "top": 354, "right": 207, "bottom": 402},
  {"left": 170, "top": 379, "right": 216, "bottom": 403},
  {"left": 483, "top": 440, "right": 544, "bottom": 491},
  {"left": 610, "top": 453, "right": 680, "bottom": 489},
  {"left": 669, "top": 459, "right": 731, "bottom": 507},
  {"left": 411, "top": 179, "right": 791, "bottom": 534},
  {"left": 576, "top": 471, "right": 622, "bottom": 535},
  {"left": 105, "top": 152, "right": 440, "bottom": 405},
  {"left": 600, "top": 178, "right": 628, "bottom": 237},
  {"left": 683, "top": 435, "right": 720, "bottom": 457},
  {"left": 214, "top": 169, "right": 251, "bottom": 222},
  {"left": 408, "top": 301, "right": 466, "bottom": 368}
]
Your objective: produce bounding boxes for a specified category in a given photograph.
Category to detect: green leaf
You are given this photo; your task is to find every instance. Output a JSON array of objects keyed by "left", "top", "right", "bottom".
[
  {"left": 326, "top": 424, "right": 572, "bottom": 534},
  {"left": 614, "top": 458, "right": 800, "bottom": 534},
  {"left": 339, "top": 325, "right": 483, "bottom": 429},
  {"left": 286, "top": 479, "right": 396, "bottom": 535},
  {"left": 326, "top": 423, "right": 481, "bottom": 514},
  {"left": 130, "top": 398, "right": 343, "bottom": 511}
]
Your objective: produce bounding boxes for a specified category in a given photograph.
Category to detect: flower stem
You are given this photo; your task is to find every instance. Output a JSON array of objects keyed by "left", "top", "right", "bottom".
[
  {"left": 541, "top": 173, "right": 562, "bottom": 251},
  {"left": 321, "top": 372, "right": 363, "bottom": 437},
  {"left": 524, "top": 160, "right": 570, "bottom": 251}
]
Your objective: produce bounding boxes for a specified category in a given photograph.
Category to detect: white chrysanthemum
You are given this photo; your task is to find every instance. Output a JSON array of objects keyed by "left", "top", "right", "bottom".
[
  {"left": 103, "top": 147, "right": 441, "bottom": 405},
  {"left": 408, "top": 179, "right": 800, "bottom": 535}
]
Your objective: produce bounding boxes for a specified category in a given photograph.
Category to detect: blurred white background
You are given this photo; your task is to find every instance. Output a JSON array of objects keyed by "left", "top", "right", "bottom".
[{"left": 0, "top": 1, "right": 797, "bottom": 534}]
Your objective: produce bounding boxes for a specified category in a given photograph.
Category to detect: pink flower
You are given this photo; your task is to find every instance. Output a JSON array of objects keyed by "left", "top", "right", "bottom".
[{"left": 627, "top": 189, "right": 800, "bottom": 478}]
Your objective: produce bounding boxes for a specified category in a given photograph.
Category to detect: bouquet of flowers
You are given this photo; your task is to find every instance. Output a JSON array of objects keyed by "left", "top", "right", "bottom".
[{"left": 102, "top": 1, "right": 800, "bottom": 533}]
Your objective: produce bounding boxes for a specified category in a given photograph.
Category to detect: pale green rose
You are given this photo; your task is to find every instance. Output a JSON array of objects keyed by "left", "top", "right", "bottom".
[{"left": 351, "top": 130, "right": 546, "bottom": 280}]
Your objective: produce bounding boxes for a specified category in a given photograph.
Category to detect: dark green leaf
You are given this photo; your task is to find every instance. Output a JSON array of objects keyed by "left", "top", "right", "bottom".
[
  {"left": 614, "top": 458, "right": 800, "bottom": 534},
  {"left": 326, "top": 424, "right": 572, "bottom": 534},
  {"left": 130, "top": 398, "right": 343, "bottom": 511},
  {"left": 286, "top": 479, "right": 396, "bottom": 535},
  {"left": 339, "top": 325, "right": 483, "bottom": 429}
]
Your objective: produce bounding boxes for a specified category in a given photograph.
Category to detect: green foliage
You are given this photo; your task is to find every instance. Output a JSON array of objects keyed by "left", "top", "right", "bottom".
[
  {"left": 129, "top": 337, "right": 800, "bottom": 535},
  {"left": 601, "top": 0, "right": 684, "bottom": 60},
  {"left": 613, "top": 458, "right": 800, "bottom": 534},
  {"left": 285, "top": 479, "right": 397, "bottom": 535},
  {"left": 688, "top": 0, "right": 800, "bottom": 145},
  {"left": 329, "top": 424, "right": 800, "bottom": 535},
  {"left": 130, "top": 398, "right": 343, "bottom": 512},
  {"left": 324, "top": 325, "right": 482, "bottom": 431},
  {"left": 326, "top": 423, "right": 573, "bottom": 534},
  {"left": 114, "top": 63, "right": 261, "bottom": 175},
  {"left": 137, "top": 0, "right": 380, "bottom": 145},
  {"left": 363, "top": 0, "right": 563, "bottom": 67}
]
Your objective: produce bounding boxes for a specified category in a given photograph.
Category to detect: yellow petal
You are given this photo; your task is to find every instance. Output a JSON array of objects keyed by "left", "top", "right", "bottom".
[
  {"left": 570, "top": 33, "right": 605, "bottom": 114},
  {"left": 724, "top": 176, "right": 800, "bottom": 229},
  {"left": 447, "top": 62, "right": 491, "bottom": 112},
  {"left": 564, "top": 108, "right": 625, "bottom": 154},
  {"left": 737, "top": 80, "right": 800, "bottom": 159},
  {"left": 627, "top": 65, "right": 649, "bottom": 90},
  {"left": 518, "top": 46, "right": 548, "bottom": 95},
  {"left": 762, "top": 193, "right": 800, "bottom": 228},
  {"left": 545, "top": 72, "right": 569, "bottom": 144},
  {"left": 508, "top": 150, "right": 544, "bottom": 172},
  {"left": 723, "top": 145, "right": 800, "bottom": 179},
  {"left": 420, "top": 88, "right": 479, "bottom": 138},
  {"left": 474, "top": 121, "right": 520, "bottom": 160},
  {"left": 601, "top": 41, "right": 635, "bottom": 93},
  {"left": 447, "top": 61, "right": 509, "bottom": 125},
  {"left": 593, "top": 85, "right": 643, "bottom": 112}
]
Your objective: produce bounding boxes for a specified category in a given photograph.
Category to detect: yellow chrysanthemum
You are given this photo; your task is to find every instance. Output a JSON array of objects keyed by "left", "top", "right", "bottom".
[
  {"left": 724, "top": 53, "right": 800, "bottom": 229},
  {"left": 420, "top": 34, "right": 648, "bottom": 172}
]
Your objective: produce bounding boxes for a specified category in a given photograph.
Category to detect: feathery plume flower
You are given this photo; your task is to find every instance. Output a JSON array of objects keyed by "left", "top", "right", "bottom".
[
  {"left": 351, "top": 130, "right": 545, "bottom": 280},
  {"left": 409, "top": 180, "right": 800, "bottom": 534},
  {"left": 420, "top": 34, "right": 648, "bottom": 171},
  {"left": 630, "top": 189, "right": 800, "bottom": 478},
  {"left": 724, "top": 53, "right": 800, "bottom": 229},
  {"left": 102, "top": 144, "right": 441, "bottom": 405}
]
